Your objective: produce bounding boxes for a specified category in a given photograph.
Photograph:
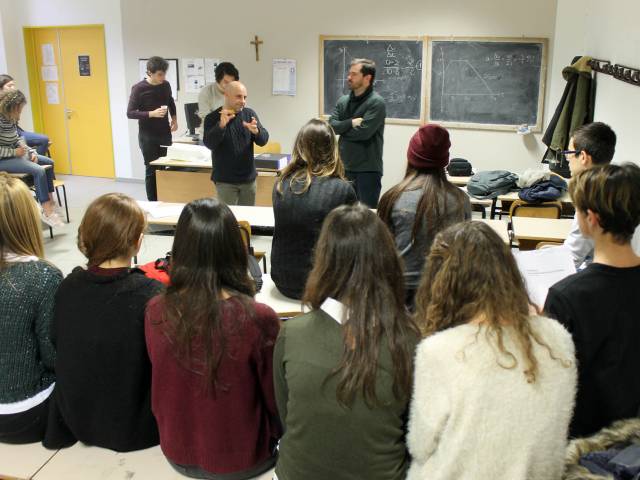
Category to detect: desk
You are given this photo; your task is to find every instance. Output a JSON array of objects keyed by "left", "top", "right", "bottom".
[
  {"left": 0, "top": 441, "right": 59, "bottom": 480},
  {"left": 447, "top": 174, "right": 472, "bottom": 186},
  {"left": 480, "top": 219, "right": 510, "bottom": 244},
  {"left": 144, "top": 203, "right": 275, "bottom": 234},
  {"left": 151, "top": 144, "right": 284, "bottom": 207},
  {"left": 512, "top": 217, "right": 573, "bottom": 250},
  {"left": 257, "top": 274, "right": 303, "bottom": 317}
]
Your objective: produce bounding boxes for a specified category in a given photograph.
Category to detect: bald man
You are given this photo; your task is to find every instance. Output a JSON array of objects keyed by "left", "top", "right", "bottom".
[{"left": 203, "top": 81, "right": 269, "bottom": 206}]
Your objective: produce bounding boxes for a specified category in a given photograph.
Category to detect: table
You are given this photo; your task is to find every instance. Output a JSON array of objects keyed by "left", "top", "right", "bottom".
[
  {"left": 511, "top": 217, "right": 574, "bottom": 250},
  {"left": 150, "top": 144, "right": 284, "bottom": 207},
  {"left": 256, "top": 274, "right": 303, "bottom": 317},
  {"left": 480, "top": 219, "right": 510, "bottom": 244}
]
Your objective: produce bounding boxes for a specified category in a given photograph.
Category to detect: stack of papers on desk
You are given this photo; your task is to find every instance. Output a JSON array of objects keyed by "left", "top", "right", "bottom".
[
  {"left": 513, "top": 246, "right": 576, "bottom": 308},
  {"left": 164, "top": 143, "right": 210, "bottom": 162}
]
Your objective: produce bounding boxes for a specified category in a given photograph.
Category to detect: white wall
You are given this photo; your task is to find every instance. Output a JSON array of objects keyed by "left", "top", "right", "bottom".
[
  {"left": 549, "top": 0, "right": 640, "bottom": 165},
  {"left": 0, "top": 0, "right": 133, "bottom": 177},
  {"left": 121, "top": 0, "right": 558, "bottom": 187}
]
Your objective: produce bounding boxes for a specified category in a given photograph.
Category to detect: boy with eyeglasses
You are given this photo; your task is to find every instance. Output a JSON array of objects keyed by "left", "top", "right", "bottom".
[{"left": 562, "top": 122, "right": 640, "bottom": 267}]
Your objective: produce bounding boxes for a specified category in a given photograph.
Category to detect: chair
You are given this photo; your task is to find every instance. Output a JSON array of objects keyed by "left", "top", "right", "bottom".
[
  {"left": 254, "top": 142, "right": 281, "bottom": 154},
  {"left": 509, "top": 200, "right": 562, "bottom": 219},
  {"left": 54, "top": 179, "right": 70, "bottom": 223},
  {"left": 238, "top": 221, "right": 267, "bottom": 273}
]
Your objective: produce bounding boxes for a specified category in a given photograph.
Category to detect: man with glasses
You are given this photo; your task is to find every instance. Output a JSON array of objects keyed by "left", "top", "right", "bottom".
[{"left": 562, "top": 122, "right": 640, "bottom": 267}]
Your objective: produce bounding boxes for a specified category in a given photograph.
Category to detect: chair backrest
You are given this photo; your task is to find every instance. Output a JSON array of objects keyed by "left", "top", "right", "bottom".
[
  {"left": 237, "top": 220, "right": 252, "bottom": 252},
  {"left": 254, "top": 142, "right": 281, "bottom": 154},
  {"left": 509, "top": 200, "right": 562, "bottom": 219}
]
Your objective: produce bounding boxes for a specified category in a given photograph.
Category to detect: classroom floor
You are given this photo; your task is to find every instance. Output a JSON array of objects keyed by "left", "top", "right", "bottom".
[{"left": 43, "top": 175, "right": 273, "bottom": 275}]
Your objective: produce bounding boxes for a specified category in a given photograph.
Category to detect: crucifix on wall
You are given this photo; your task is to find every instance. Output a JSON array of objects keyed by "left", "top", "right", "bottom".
[{"left": 250, "top": 35, "right": 263, "bottom": 61}]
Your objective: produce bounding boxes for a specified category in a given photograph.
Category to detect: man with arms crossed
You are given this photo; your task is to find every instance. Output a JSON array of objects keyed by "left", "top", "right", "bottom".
[
  {"left": 329, "top": 58, "right": 386, "bottom": 208},
  {"left": 203, "top": 81, "right": 268, "bottom": 206}
]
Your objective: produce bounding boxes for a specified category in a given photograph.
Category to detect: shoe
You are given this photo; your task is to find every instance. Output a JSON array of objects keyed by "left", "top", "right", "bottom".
[{"left": 42, "top": 211, "right": 64, "bottom": 228}]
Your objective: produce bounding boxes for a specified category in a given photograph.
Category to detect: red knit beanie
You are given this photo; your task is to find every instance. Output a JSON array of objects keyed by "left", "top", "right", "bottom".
[{"left": 407, "top": 124, "right": 451, "bottom": 169}]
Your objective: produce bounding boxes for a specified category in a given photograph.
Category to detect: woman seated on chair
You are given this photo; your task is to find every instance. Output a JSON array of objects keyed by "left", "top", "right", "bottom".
[
  {"left": 407, "top": 221, "right": 577, "bottom": 480},
  {"left": 44, "top": 193, "right": 163, "bottom": 452},
  {"left": 271, "top": 118, "right": 356, "bottom": 299},
  {"left": 145, "top": 197, "right": 281, "bottom": 479},
  {"left": 378, "top": 124, "right": 471, "bottom": 307},
  {"left": 0, "top": 89, "right": 61, "bottom": 227},
  {"left": 0, "top": 173, "right": 62, "bottom": 444},
  {"left": 0, "top": 75, "right": 50, "bottom": 156},
  {"left": 273, "top": 203, "right": 420, "bottom": 480}
]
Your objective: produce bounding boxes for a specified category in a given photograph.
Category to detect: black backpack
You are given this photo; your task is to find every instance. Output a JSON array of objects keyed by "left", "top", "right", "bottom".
[{"left": 447, "top": 158, "right": 473, "bottom": 176}]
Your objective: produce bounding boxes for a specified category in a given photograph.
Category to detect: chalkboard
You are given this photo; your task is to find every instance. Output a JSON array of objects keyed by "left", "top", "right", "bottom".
[
  {"left": 427, "top": 38, "right": 548, "bottom": 131},
  {"left": 320, "top": 36, "right": 425, "bottom": 124}
]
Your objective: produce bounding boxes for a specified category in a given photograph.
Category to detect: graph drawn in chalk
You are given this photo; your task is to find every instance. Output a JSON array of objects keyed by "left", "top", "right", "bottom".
[{"left": 438, "top": 47, "right": 505, "bottom": 112}]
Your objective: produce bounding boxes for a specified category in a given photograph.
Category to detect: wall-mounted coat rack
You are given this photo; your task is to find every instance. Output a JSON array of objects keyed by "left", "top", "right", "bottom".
[{"left": 588, "top": 58, "right": 640, "bottom": 87}]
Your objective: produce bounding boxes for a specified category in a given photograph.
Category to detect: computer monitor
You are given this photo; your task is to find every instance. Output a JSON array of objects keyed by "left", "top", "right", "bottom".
[{"left": 184, "top": 103, "right": 202, "bottom": 136}]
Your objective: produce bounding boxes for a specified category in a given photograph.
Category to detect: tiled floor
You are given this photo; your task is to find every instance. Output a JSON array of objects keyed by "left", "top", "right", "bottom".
[{"left": 44, "top": 175, "right": 273, "bottom": 275}]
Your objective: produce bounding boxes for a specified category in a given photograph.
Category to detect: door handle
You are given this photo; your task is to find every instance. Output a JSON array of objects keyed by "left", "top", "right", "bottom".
[{"left": 65, "top": 108, "right": 75, "bottom": 119}]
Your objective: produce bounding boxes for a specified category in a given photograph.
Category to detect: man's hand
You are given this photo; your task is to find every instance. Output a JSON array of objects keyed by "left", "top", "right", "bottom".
[
  {"left": 219, "top": 109, "right": 236, "bottom": 128},
  {"left": 30, "top": 152, "right": 38, "bottom": 163},
  {"left": 242, "top": 116, "right": 259, "bottom": 135},
  {"left": 170, "top": 118, "right": 178, "bottom": 132},
  {"left": 15, "top": 145, "right": 27, "bottom": 157},
  {"left": 149, "top": 106, "right": 168, "bottom": 118},
  {"left": 352, "top": 117, "right": 363, "bottom": 128}
]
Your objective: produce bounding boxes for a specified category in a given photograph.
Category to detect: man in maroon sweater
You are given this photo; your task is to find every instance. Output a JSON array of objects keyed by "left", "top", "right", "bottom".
[{"left": 127, "top": 56, "right": 177, "bottom": 200}]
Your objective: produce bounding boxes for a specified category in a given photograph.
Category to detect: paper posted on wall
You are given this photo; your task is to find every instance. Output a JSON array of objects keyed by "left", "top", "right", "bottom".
[{"left": 272, "top": 59, "right": 296, "bottom": 96}]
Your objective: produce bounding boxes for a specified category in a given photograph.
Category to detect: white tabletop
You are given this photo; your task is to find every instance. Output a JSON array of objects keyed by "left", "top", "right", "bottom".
[
  {"left": 140, "top": 202, "right": 275, "bottom": 230},
  {"left": 0, "top": 441, "right": 59, "bottom": 479},
  {"left": 512, "top": 217, "right": 574, "bottom": 242},
  {"left": 256, "top": 274, "right": 304, "bottom": 316},
  {"left": 479, "top": 218, "right": 510, "bottom": 244}
]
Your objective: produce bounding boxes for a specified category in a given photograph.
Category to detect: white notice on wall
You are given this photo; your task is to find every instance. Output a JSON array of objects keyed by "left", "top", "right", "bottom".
[
  {"left": 45, "top": 83, "right": 59, "bottom": 104},
  {"left": 186, "top": 75, "right": 205, "bottom": 93},
  {"left": 204, "top": 58, "right": 221, "bottom": 84},
  {"left": 42, "top": 44, "right": 55, "bottom": 66},
  {"left": 184, "top": 58, "right": 205, "bottom": 77},
  {"left": 41, "top": 65, "right": 58, "bottom": 82},
  {"left": 272, "top": 59, "right": 296, "bottom": 96}
]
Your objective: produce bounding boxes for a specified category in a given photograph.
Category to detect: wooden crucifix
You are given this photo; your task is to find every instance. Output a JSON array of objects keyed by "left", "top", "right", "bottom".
[{"left": 250, "top": 35, "right": 263, "bottom": 61}]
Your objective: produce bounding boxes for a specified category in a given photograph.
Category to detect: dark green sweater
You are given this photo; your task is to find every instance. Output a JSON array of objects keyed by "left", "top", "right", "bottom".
[
  {"left": 329, "top": 88, "right": 386, "bottom": 173},
  {"left": 0, "top": 260, "right": 62, "bottom": 403},
  {"left": 273, "top": 309, "right": 417, "bottom": 480}
]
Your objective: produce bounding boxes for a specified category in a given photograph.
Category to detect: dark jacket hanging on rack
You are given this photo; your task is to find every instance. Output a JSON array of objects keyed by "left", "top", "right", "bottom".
[{"left": 542, "top": 56, "right": 596, "bottom": 177}]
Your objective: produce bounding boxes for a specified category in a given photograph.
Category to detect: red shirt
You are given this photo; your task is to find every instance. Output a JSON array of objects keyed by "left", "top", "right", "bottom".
[{"left": 145, "top": 295, "right": 281, "bottom": 476}]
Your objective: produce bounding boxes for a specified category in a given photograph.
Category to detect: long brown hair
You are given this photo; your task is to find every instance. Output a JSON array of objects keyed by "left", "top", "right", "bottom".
[
  {"left": 303, "top": 203, "right": 419, "bottom": 407},
  {"left": 78, "top": 193, "right": 146, "bottom": 266},
  {"left": 276, "top": 118, "right": 345, "bottom": 195},
  {"left": 161, "top": 198, "right": 257, "bottom": 394},
  {"left": 0, "top": 172, "right": 44, "bottom": 269},
  {"left": 378, "top": 165, "right": 468, "bottom": 241},
  {"left": 415, "top": 221, "right": 566, "bottom": 383}
]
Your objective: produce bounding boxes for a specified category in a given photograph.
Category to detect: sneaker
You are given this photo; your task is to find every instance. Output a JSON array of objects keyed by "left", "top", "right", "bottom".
[{"left": 42, "top": 211, "right": 64, "bottom": 228}]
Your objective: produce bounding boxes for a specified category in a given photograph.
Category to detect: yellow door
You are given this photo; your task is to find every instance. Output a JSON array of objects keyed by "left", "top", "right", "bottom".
[
  {"left": 24, "top": 25, "right": 114, "bottom": 178},
  {"left": 27, "top": 28, "right": 71, "bottom": 174}
]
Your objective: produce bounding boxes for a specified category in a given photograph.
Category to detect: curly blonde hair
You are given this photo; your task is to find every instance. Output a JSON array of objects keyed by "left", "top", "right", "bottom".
[{"left": 415, "top": 221, "right": 567, "bottom": 383}]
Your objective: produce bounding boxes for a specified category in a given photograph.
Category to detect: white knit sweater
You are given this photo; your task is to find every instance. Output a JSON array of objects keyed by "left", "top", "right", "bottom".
[{"left": 407, "top": 316, "right": 577, "bottom": 480}]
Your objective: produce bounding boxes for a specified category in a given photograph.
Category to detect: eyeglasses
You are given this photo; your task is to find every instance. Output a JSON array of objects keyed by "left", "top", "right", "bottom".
[{"left": 560, "top": 150, "right": 581, "bottom": 159}]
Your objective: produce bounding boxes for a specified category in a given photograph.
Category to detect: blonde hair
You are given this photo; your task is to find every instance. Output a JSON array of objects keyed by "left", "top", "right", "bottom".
[
  {"left": 415, "top": 221, "right": 565, "bottom": 383},
  {"left": 0, "top": 172, "right": 45, "bottom": 268},
  {"left": 276, "top": 119, "right": 345, "bottom": 195}
]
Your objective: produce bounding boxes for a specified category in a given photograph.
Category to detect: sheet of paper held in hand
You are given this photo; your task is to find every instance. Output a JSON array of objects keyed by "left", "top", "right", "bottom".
[{"left": 513, "top": 245, "right": 576, "bottom": 308}]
